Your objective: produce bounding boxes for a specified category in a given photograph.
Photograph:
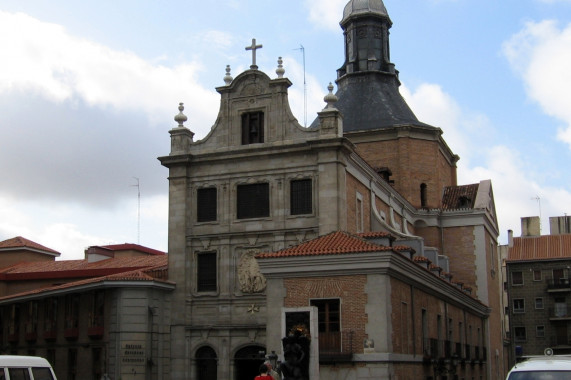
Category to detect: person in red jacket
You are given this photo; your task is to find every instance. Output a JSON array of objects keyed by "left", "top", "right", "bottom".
[{"left": 255, "top": 364, "right": 274, "bottom": 380}]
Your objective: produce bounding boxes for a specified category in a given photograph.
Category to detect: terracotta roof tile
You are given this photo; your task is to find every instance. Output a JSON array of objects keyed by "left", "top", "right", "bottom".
[
  {"left": 256, "top": 231, "right": 397, "bottom": 259},
  {"left": 358, "top": 231, "right": 393, "bottom": 239},
  {"left": 507, "top": 234, "right": 571, "bottom": 261},
  {"left": 0, "top": 265, "right": 173, "bottom": 302},
  {"left": 442, "top": 184, "right": 479, "bottom": 210},
  {"left": 0, "top": 236, "right": 60, "bottom": 256},
  {"left": 0, "top": 255, "right": 167, "bottom": 280},
  {"left": 101, "top": 243, "right": 166, "bottom": 256}
]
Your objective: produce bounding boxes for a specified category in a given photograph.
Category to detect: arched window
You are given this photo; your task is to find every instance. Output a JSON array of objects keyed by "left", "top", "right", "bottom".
[
  {"left": 234, "top": 345, "right": 265, "bottom": 380},
  {"left": 420, "top": 183, "right": 427, "bottom": 208},
  {"left": 196, "top": 346, "right": 217, "bottom": 380}
]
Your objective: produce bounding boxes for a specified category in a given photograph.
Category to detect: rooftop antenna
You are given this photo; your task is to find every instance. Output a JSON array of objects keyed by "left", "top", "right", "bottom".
[
  {"left": 294, "top": 45, "right": 307, "bottom": 127},
  {"left": 531, "top": 195, "right": 542, "bottom": 234},
  {"left": 132, "top": 177, "right": 140, "bottom": 244}
]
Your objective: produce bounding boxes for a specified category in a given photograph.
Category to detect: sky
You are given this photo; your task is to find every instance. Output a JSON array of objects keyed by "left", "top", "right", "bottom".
[{"left": 1, "top": 0, "right": 571, "bottom": 260}]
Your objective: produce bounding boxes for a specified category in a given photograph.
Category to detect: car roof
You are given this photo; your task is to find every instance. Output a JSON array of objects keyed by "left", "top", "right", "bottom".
[
  {"left": 0, "top": 355, "right": 52, "bottom": 367},
  {"left": 509, "top": 356, "right": 571, "bottom": 372}
]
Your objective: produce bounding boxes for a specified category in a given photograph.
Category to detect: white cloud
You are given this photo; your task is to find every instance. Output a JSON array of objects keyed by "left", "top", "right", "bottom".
[
  {"left": 0, "top": 11, "right": 219, "bottom": 134},
  {"left": 402, "top": 82, "right": 571, "bottom": 238},
  {"left": 503, "top": 20, "right": 571, "bottom": 150},
  {"left": 305, "top": 0, "right": 347, "bottom": 31}
]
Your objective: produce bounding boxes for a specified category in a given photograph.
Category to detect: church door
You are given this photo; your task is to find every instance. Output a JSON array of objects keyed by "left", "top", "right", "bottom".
[
  {"left": 234, "top": 345, "right": 265, "bottom": 380},
  {"left": 196, "top": 346, "right": 217, "bottom": 380}
]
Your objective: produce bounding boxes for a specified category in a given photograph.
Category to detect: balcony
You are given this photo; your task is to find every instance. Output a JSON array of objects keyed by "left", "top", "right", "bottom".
[
  {"left": 423, "top": 338, "right": 441, "bottom": 360},
  {"left": 547, "top": 278, "right": 571, "bottom": 292},
  {"left": 318, "top": 330, "right": 354, "bottom": 363},
  {"left": 87, "top": 315, "right": 104, "bottom": 339},
  {"left": 550, "top": 335, "right": 571, "bottom": 347},
  {"left": 549, "top": 307, "right": 571, "bottom": 321}
]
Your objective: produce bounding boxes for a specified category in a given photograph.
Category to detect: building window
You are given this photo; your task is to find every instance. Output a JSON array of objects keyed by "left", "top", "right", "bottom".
[
  {"left": 356, "top": 192, "right": 363, "bottom": 233},
  {"left": 514, "top": 327, "right": 526, "bottom": 342},
  {"left": 533, "top": 270, "right": 542, "bottom": 281},
  {"left": 311, "top": 299, "right": 341, "bottom": 353},
  {"left": 196, "top": 346, "right": 217, "bottom": 380},
  {"left": 536, "top": 326, "right": 545, "bottom": 338},
  {"left": 65, "top": 294, "right": 80, "bottom": 330},
  {"left": 512, "top": 271, "right": 523, "bottom": 286},
  {"left": 237, "top": 183, "right": 269, "bottom": 219},
  {"left": 241, "top": 111, "right": 264, "bottom": 144},
  {"left": 197, "top": 187, "right": 217, "bottom": 222},
  {"left": 290, "top": 179, "right": 312, "bottom": 215},
  {"left": 89, "top": 291, "right": 105, "bottom": 333},
  {"left": 44, "top": 298, "right": 58, "bottom": 334},
  {"left": 420, "top": 183, "right": 427, "bottom": 208},
  {"left": 197, "top": 252, "right": 217, "bottom": 292},
  {"left": 68, "top": 348, "right": 78, "bottom": 380},
  {"left": 513, "top": 299, "right": 525, "bottom": 313},
  {"left": 535, "top": 298, "right": 544, "bottom": 310}
]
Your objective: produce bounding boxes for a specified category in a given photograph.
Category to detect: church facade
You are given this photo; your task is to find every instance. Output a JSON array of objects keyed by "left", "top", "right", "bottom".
[{"left": 159, "top": 1, "right": 504, "bottom": 379}]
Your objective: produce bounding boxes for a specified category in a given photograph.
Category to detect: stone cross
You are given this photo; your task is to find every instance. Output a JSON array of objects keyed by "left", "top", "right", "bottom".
[{"left": 245, "top": 38, "right": 263, "bottom": 69}]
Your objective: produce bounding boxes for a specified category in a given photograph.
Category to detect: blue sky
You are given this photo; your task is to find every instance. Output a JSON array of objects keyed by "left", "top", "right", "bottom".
[{"left": 1, "top": 0, "right": 570, "bottom": 260}]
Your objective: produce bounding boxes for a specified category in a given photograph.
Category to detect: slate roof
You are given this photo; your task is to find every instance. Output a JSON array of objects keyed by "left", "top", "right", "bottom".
[
  {"left": 442, "top": 183, "right": 479, "bottom": 210},
  {"left": 507, "top": 234, "right": 571, "bottom": 262},
  {"left": 0, "top": 236, "right": 61, "bottom": 256},
  {"left": 256, "top": 231, "right": 409, "bottom": 259}
]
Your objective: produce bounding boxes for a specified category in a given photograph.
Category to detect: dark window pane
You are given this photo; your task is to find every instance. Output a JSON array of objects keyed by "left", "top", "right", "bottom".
[
  {"left": 197, "top": 188, "right": 217, "bottom": 222},
  {"left": 237, "top": 183, "right": 269, "bottom": 219},
  {"left": 197, "top": 252, "right": 217, "bottom": 292},
  {"left": 290, "top": 179, "right": 312, "bottom": 215},
  {"left": 32, "top": 367, "right": 55, "bottom": 380},
  {"left": 512, "top": 271, "right": 523, "bottom": 285}
]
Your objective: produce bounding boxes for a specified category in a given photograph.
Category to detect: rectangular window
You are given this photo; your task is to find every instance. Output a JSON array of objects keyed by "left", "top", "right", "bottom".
[
  {"left": 356, "top": 193, "right": 363, "bottom": 233},
  {"left": 197, "top": 252, "right": 217, "bottom": 292},
  {"left": 65, "top": 294, "right": 80, "bottom": 329},
  {"left": 513, "top": 299, "right": 525, "bottom": 313},
  {"left": 241, "top": 111, "right": 264, "bottom": 144},
  {"left": 536, "top": 325, "right": 545, "bottom": 338},
  {"left": 533, "top": 270, "right": 542, "bottom": 281},
  {"left": 68, "top": 348, "right": 78, "bottom": 380},
  {"left": 512, "top": 271, "right": 523, "bottom": 286},
  {"left": 237, "top": 183, "right": 269, "bottom": 219},
  {"left": 290, "top": 179, "right": 312, "bottom": 215},
  {"left": 535, "top": 297, "right": 544, "bottom": 310},
  {"left": 44, "top": 298, "right": 58, "bottom": 333},
  {"left": 514, "top": 327, "right": 526, "bottom": 342},
  {"left": 197, "top": 187, "right": 217, "bottom": 222},
  {"left": 311, "top": 299, "right": 341, "bottom": 353}
]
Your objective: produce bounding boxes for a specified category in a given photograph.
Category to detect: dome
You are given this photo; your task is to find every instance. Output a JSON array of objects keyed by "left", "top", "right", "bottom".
[{"left": 341, "top": 0, "right": 389, "bottom": 25}]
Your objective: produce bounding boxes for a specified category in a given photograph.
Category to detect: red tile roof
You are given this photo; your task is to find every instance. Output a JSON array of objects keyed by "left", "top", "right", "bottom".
[
  {"left": 256, "top": 231, "right": 399, "bottom": 259},
  {"left": 507, "top": 234, "right": 571, "bottom": 262},
  {"left": 0, "top": 265, "right": 172, "bottom": 302},
  {"left": 0, "top": 236, "right": 60, "bottom": 256},
  {"left": 358, "top": 231, "right": 393, "bottom": 239},
  {"left": 442, "top": 184, "right": 479, "bottom": 210},
  {"left": 101, "top": 243, "right": 166, "bottom": 256},
  {"left": 0, "top": 255, "right": 167, "bottom": 281}
]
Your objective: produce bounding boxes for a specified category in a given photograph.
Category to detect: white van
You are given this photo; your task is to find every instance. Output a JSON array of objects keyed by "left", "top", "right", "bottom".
[
  {"left": 0, "top": 356, "right": 57, "bottom": 380},
  {"left": 506, "top": 355, "right": 571, "bottom": 380}
]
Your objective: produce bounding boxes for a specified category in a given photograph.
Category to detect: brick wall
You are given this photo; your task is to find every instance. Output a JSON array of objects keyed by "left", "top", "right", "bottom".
[{"left": 355, "top": 137, "right": 455, "bottom": 210}]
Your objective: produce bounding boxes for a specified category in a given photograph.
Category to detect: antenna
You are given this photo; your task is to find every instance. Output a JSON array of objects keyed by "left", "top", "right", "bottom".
[
  {"left": 294, "top": 45, "right": 307, "bottom": 127},
  {"left": 132, "top": 177, "right": 140, "bottom": 244},
  {"left": 531, "top": 195, "right": 542, "bottom": 234}
]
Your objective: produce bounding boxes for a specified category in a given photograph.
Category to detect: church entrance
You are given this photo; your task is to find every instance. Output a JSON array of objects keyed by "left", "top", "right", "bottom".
[{"left": 234, "top": 345, "right": 265, "bottom": 380}]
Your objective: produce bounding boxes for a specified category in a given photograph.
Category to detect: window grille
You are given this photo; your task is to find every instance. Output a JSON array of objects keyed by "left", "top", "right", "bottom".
[
  {"left": 237, "top": 183, "right": 269, "bottom": 219},
  {"left": 197, "top": 187, "right": 217, "bottom": 222},
  {"left": 290, "top": 179, "right": 312, "bottom": 215},
  {"left": 197, "top": 252, "right": 217, "bottom": 292}
]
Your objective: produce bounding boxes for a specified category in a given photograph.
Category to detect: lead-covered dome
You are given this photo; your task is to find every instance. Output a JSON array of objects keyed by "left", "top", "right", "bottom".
[{"left": 341, "top": 0, "right": 389, "bottom": 25}]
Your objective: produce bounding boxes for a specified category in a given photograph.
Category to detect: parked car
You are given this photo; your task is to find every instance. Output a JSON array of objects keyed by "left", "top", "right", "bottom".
[
  {"left": 0, "top": 355, "right": 57, "bottom": 380},
  {"left": 506, "top": 352, "right": 571, "bottom": 380}
]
